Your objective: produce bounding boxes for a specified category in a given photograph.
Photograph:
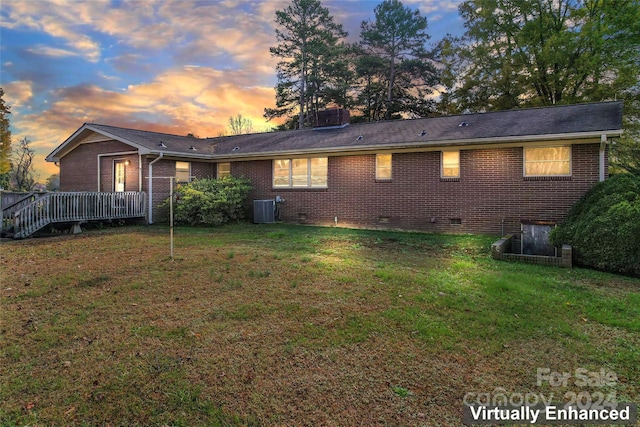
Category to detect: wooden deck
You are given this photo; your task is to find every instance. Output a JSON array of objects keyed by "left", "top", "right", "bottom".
[{"left": 1, "top": 192, "right": 146, "bottom": 239}]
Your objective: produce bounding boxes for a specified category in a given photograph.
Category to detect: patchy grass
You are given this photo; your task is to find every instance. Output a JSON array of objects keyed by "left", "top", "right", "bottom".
[{"left": 1, "top": 223, "right": 638, "bottom": 426}]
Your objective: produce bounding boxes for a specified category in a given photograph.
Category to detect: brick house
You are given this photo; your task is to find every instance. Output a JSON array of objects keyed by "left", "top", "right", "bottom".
[{"left": 46, "top": 101, "right": 623, "bottom": 235}]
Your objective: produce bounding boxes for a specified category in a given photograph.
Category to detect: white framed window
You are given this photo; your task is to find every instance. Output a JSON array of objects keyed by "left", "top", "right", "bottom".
[
  {"left": 273, "top": 159, "right": 291, "bottom": 187},
  {"left": 217, "top": 162, "right": 231, "bottom": 178},
  {"left": 524, "top": 146, "right": 571, "bottom": 177},
  {"left": 441, "top": 151, "right": 460, "bottom": 178},
  {"left": 176, "top": 161, "right": 191, "bottom": 183},
  {"left": 273, "top": 157, "right": 328, "bottom": 188},
  {"left": 310, "top": 157, "right": 328, "bottom": 187},
  {"left": 376, "top": 154, "right": 392, "bottom": 180}
]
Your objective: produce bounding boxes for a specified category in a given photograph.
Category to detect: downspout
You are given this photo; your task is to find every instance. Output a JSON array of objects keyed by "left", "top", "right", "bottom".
[
  {"left": 599, "top": 134, "right": 606, "bottom": 182},
  {"left": 148, "top": 153, "right": 164, "bottom": 224},
  {"left": 138, "top": 154, "right": 143, "bottom": 191}
]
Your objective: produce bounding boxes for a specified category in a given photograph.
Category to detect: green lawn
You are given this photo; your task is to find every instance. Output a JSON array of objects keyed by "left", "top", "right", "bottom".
[{"left": 1, "top": 224, "right": 638, "bottom": 426}]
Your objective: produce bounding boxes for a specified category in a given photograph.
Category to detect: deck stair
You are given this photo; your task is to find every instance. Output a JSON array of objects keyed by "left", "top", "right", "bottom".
[
  {"left": 1, "top": 192, "right": 146, "bottom": 239},
  {"left": 1, "top": 192, "right": 47, "bottom": 237}
]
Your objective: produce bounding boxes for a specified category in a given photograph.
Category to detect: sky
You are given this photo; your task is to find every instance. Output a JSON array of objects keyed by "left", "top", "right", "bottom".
[{"left": 0, "top": 0, "right": 464, "bottom": 181}]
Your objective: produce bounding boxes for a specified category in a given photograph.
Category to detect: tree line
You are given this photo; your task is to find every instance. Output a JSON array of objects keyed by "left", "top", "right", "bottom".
[{"left": 264, "top": 0, "right": 639, "bottom": 173}]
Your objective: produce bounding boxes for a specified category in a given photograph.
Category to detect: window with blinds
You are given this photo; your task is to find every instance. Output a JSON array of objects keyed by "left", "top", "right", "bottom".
[{"left": 524, "top": 146, "right": 571, "bottom": 177}]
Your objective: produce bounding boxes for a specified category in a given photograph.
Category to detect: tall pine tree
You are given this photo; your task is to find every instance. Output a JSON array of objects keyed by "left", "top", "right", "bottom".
[
  {"left": 265, "top": 0, "right": 348, "bottom": 129},
  {"left": 359, "top": 0, "right": 438, "bottom": 120}
]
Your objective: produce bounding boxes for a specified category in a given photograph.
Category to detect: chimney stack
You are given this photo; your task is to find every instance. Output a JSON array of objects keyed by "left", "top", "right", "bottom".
[{"left": 315, "top": 108, "right": 350, "bottom": 128}]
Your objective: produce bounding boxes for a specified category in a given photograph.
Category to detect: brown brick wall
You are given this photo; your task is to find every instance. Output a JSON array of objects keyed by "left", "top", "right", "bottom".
[
  {"left": 234, "top": 143, "right": 602, "bottom": 235},
  {"left": 60, "top": 139, "right": 603, "bottom": 234},
  {"left": 60, "top": 141, "right": 138, "bottom": 192}
]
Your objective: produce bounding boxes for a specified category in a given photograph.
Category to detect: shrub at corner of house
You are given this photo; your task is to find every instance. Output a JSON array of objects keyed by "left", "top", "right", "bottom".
[
  {"left": 550, "top": 174, "right": 640, "bottom": 277},
  {"left": 168, "top": 177, "right": 252, "bottom": 226}
]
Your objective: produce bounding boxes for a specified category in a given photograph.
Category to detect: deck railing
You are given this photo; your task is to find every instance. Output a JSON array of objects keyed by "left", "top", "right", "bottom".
[
  {"left": 1, "top": 192, "right": 47, "bottom": 232},
  {"left": 12, "top": 192, "right": 146, "bottom": 239}
]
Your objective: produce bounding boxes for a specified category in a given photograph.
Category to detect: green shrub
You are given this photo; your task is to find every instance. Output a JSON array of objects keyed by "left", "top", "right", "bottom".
[
  {"left": 167, "top": 177, "right": 252, "bottom": 226},
  {"left": 550, "top": 174, "right": 640, "bottom": 277}
]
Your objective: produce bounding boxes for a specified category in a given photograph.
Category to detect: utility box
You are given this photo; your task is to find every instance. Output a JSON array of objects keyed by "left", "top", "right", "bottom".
[{"left": 253, "top": 200, "right": 275, "bottom": 224}]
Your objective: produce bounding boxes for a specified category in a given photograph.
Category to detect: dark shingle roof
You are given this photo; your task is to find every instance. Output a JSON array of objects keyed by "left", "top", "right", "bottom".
[
  {"left": 48, "top": 101, "right": 623, "bottom": 162},
  {"left": 85, "top": 123, "right": 217, "bottom": 156},
  {"left": 207, "top": 101, "right": 623, "bottom": 157}
]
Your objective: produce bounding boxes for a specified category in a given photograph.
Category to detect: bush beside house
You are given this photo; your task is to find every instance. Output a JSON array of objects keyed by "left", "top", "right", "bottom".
[
  {"left": 169, "top": 177, "right": 252, "bottom": 226},
  {"left": 551, "top": 174, "right": 640, "bottom": 277}
]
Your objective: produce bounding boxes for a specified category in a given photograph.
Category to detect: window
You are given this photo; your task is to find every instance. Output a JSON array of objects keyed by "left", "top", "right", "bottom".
[
  {"left": 376, "top": 154, "right": 392, "bottom": 180},
  {"left": 273, "top": 157, "right": 328, "bottom": 188},
  {"left": 176, "top": 161, "right": 191, "bottom": 182},
  {"left": 292, "top": 158, "right": 308, "bottom": 187},
  {"left": 217, "top": 162, "right": 231, "bottom": 178},
  {"left": 273, "top": 159, "right": 291, "bottom": 187},
  {"left": 310, "top": 157, "right": 328, "bottom": 187},
  {"left": 442, "top": 151, "right": 460, "bottom": 178},
  {"left": 524, "top": 146, "right": 571, "bottom": 177}
]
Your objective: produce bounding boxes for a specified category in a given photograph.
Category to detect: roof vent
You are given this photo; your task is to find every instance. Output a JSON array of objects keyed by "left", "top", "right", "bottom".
[
  {"left": 232, "top": 146, "right": 240, "bottom": 151},
  {"left": 420, "top": 130, "right": 427, "bottom": 136},
  {"left": 189, "top": 146, "right": 197, "bottom": 151},
  {"left": 356, "top": 135, "right": 363, "bottom": 140},
  {"left": 159, "top": 141, "right": 167, "bottom": 148},
  {"left": 459, "top": 121, "right": 469, "bottom": 127}
]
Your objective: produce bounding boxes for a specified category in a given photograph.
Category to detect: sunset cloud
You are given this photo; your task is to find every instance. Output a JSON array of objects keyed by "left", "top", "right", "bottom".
[
  {"left": 3, "top": 80, "right": 34, "bottom": 109},
  {"left": 1, "top": 0, "right": 462, "bottom": 181},
  {"left": 8, "top": 66, "right": 280, "bottom": 178}
]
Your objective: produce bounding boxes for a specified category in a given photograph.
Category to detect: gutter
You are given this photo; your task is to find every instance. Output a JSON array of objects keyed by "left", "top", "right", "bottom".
[{"left": 147, "top": 153, "right": 164, "bottom": 224}]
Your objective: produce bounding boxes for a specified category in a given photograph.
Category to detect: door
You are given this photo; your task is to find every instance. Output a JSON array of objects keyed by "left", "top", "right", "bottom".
[
  {"left": 114, "top": 160, "right": 126, "bottom": 192},
  {"left": 521, "top": 221, "right": 556, "bottom": 256}
]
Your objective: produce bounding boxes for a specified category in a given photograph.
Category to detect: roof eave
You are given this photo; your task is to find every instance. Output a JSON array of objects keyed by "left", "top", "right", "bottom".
[
  {"left": 46, "top": 124, "right": 154, "bottom": 162},
  {"left": 206, "top": 129, "right": 623, "bottom": 161},
  {"left": 46, "top": 124, "right": 90, "bottom": 162},
  {"left": 146, "top": 150, "right": 216, "bottom": 160}
]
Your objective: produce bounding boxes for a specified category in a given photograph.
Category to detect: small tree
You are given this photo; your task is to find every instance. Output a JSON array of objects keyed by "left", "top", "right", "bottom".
[
  {"left": 45, "top": 173, "right": 60, "bottom": 191},
  {"left": 11, "top": 137, "right": 39, "bottom": 191},
  {"left": 228, "top": 114, "right": 254, "bottom": 135}
]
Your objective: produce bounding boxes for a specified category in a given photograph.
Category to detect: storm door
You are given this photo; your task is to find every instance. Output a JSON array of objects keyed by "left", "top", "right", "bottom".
[{"left": 114, "top": 160, "right": 127, "bottom": 192}]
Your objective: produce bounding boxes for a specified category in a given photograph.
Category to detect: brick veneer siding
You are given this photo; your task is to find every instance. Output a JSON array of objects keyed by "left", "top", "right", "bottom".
[
  {"left": 234, "top": 143, "right": 603, "bottom": 235},
  {"left": 60, "top": 140, "right": 139, "bottom": 192},
  {"left": 59, "top": 139, "right": 604, "bottom": 233}
]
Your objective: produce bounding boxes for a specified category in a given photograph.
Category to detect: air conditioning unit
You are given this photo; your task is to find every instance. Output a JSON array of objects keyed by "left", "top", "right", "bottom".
[{"left": 253, "top": 200, "right": 275, "bottom": 224}]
